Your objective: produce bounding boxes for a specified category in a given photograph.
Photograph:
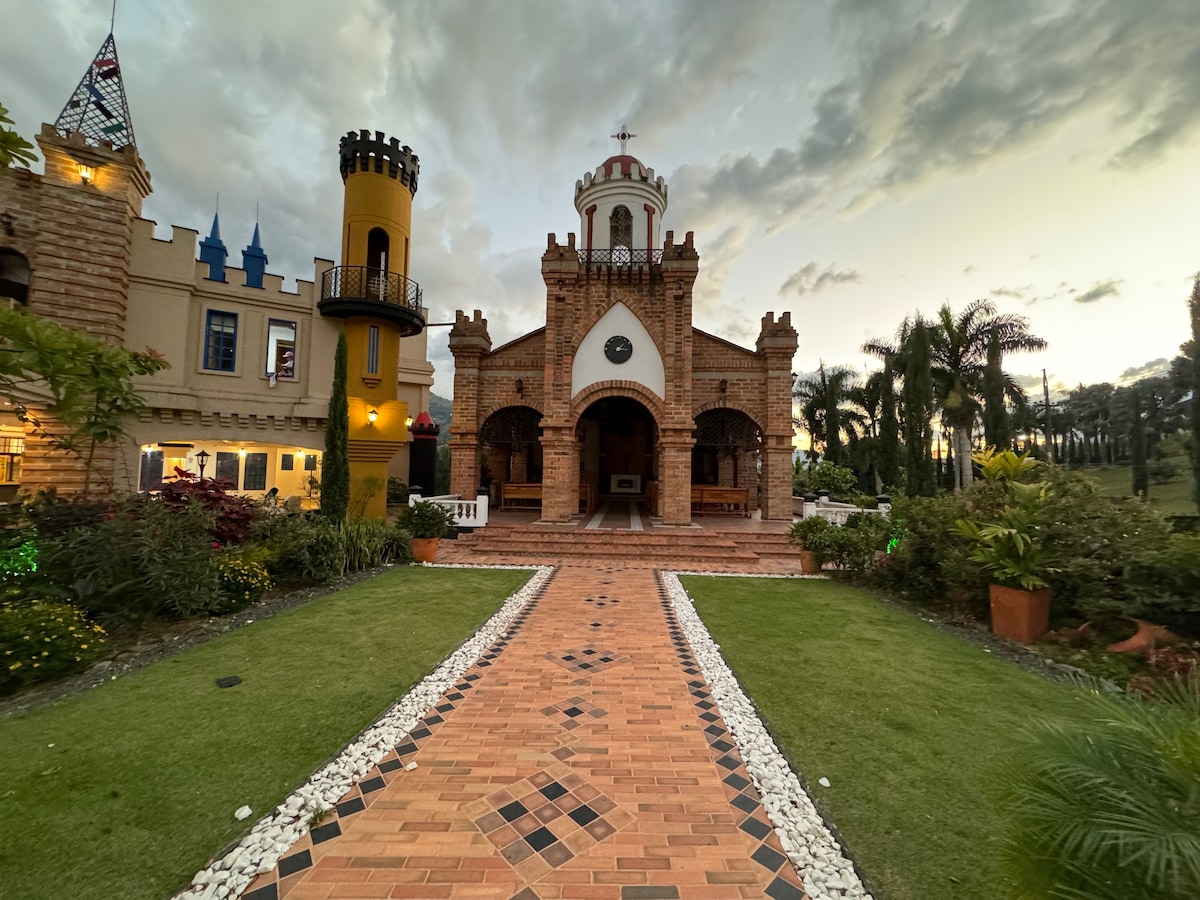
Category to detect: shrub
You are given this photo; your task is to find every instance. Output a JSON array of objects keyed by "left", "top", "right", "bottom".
[
  {"left": 1149, "top": 458, "right": 1180, "bottom": 484},
  {"left": 158, "top": 468, "right": 260, "bottom": 546},
  {"left": 340, "top": 519, "right": 394, "bottom": 573},
  {"left": 386, "top": 477, "right": 410, "bottom": 505},
  {"left": 1, "top": 599, "right": 106, "bottom": 696},
  {"left": 399, "top": 500, "right": 456, "bottom": 539},
  {"left": 1000, "top": 676, "right": 1200, "bottom": 899},
  {"left": 214, "top": 555, "right": 272, "bottom": 614},
  {"left": 41, "top": 497, "right": 221, "bottom": 624},
  {"left": 794, "top": 461, "right": 860, "bottom": 499},
  {"left": 874, "top": 491, "right": 985, "bottom": 605},
  {"left": 788, "top": 516, "right": 834, "bottom": 553},
  {"left": 1122, "top": 533, "right": 1200, "bottom": 636}
]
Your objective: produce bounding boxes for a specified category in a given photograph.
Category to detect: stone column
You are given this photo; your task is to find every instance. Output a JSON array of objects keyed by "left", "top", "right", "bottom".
[
  {"left": 756, "top": 312, "right": 799, "bottom": 520},
  {"left": 447, "top": 310, "right": 491, "bottom": 498},
  {"left": 760, "top": 435, "right": 795, "bottom": 520}
]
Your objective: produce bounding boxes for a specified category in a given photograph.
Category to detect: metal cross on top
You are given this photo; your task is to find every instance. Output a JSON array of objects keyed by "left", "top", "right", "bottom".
[{"left": 611, "top": 123, "right": 637, "bottom": 154}]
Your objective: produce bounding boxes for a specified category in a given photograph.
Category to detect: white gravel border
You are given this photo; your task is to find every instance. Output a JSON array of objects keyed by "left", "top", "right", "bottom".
[
  {"left": 174, "top": 564, "right": 554, "bottom": 900},
  {"left": 663, "top": 570, "right": 875, "bottom": 900}
]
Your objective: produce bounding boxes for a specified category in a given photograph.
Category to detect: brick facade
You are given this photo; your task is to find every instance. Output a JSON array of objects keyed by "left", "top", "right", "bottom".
[{"left": 450, "top": 229, "right": 799, "bottom": 524}]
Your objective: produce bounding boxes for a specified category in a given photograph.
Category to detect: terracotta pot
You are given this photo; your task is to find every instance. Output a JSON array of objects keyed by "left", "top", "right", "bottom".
[
  {"left": 989, "top": 584, "right": 1051, "bottom": 643},
  {"left": 411, "top": 537, "right": 440, "bottom": 563},
  {"left": 798, "top": 550, "right": 822, "bottom": 575}
]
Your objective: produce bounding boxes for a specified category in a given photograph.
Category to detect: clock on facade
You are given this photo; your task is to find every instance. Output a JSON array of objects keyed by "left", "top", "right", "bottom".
[{"left": 604, "top": 335, "right": 633, "bottom": 364}]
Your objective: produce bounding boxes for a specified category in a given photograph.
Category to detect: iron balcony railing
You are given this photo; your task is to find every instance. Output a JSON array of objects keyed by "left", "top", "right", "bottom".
[
  {"left": 576, "top": 248, "right": 664, "bottom": 266},
  {"left": 321, "top": 266, "right": 423, "bottom": 311}
]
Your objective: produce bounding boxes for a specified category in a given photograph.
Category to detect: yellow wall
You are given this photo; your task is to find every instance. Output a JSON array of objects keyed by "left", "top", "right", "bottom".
[{"left": 341, "top": 172, "right": 413, "bottom": 277}]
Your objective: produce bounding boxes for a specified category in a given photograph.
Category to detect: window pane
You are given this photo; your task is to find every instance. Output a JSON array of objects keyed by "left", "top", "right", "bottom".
[
  {"left": 304, "top": 453, "right": 318, "bottom": 471},
  {"left": 205, "top": 311, "right": 238, "bottom": 371},
  {"left": 280, "top": 453, "right": 294, "bottom": 471},
  {"left": 367, "top": 325, "right": 379, "bottom": 374},
  {"left": 243, "top": 453, "right": 267, "bottom": 490},
  {"left": 215, "top": 452, "right": 240, "bottom": 486},
  {"left": 139, "top": 449, "right": 164, "bottom": 492},
  {"left": 268, "top": 319, "right": 297, "bottom": 378}
]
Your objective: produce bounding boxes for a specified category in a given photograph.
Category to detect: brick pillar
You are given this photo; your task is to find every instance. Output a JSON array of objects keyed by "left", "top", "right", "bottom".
[
  {"left": 447, "top": 310, "right": 491, "bottom": 498},
  {"left": 659, "top": 431, "right": 694, "bottom": 526},
  {"left": 540, "top": 429, "right": 576, "bottom": 522},
  {"left": 756, "top": 312, "right": 799, "bottom": 520}
]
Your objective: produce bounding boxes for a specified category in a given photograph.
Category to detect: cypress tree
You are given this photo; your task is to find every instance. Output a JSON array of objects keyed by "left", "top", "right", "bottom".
[
  {"left": 322, "top": 329, "right": 351, "bottom": 522},
  {"left": 1190, "top": 276, "right": 1200, "bottom": 512},
  {"left": 903, "top": 322, "right": 937, "bottom": 495},
  {"left": 878, "top": 355, "right": 900, "bottom": 489},
  {"left": 982, "top": 329, "right": 1009, "bottom": 449},
  {"left": 1130, "top": 388, "right": 1148, "bottom": 499}
]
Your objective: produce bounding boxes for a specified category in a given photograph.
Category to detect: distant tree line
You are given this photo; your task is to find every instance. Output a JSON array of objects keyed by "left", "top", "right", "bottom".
[{"left": 794, "top": 281, "right": 1200, "bottom": 511}]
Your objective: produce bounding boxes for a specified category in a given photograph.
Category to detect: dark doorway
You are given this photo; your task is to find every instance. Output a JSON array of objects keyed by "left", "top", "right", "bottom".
[
  {"left": 578, "top": 397, "right": 658, "bottom": 498},
  {"left": 691, "top": 408, "right": 761, "bottom": 487}
]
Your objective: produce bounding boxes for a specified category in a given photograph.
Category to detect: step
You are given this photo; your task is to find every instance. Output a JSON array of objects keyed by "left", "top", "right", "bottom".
[{"left": 456, "top": 542, "right": 761, "bottom": 562}]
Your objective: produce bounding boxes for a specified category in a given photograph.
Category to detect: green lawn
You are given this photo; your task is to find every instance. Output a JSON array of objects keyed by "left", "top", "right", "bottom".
[
  {"left": 1076, "top": 461, "right": 1196, "bottom": 515},
  {"left": 0, "top": 566, "right": 531, "bottom": 900},
  {"left": 683, "top": 576, "right": 1087, "bottom": 900}
]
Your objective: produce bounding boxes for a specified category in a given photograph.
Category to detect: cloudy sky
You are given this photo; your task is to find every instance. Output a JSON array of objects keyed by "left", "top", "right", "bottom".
[{"left": 3, "top": 0, "right": 1198, "bottom": 399}]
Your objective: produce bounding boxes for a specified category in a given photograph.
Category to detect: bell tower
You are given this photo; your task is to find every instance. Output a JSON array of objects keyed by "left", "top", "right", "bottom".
[{"left": 319, "top": 130, "right": 426, "bottom": 519}]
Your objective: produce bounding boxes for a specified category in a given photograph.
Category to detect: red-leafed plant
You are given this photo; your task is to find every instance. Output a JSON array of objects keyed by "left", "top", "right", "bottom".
[{"left": 159, "top": 467, "right": 260, "bottom": 546}]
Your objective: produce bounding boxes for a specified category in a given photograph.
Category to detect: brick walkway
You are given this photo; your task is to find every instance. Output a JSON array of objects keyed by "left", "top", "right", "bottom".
[{"left": 242, "top": 564, "right": 808, "bottom": 900}]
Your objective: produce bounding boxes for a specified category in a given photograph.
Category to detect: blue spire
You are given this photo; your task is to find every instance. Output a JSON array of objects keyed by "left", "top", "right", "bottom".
[
  {"left": 198, "top": 210, "right": 227, "bottom": 282},
  {"left": 242, "top": 220, "right": 268, "bottom": 288}
]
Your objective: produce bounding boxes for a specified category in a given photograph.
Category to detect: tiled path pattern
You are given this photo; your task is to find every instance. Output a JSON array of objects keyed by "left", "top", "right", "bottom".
[{"left": 242, "top": 564, "right": 809, "bottom": 899}]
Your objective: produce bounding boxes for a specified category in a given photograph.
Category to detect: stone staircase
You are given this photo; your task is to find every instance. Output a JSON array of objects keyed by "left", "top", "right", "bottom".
[{"left": 437, "top": 524, "right": 806, "bottom": 573}]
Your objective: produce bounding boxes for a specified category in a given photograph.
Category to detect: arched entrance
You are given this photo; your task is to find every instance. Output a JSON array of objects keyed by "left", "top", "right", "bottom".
[
  {"left": 479, "top": 405, "right": 543, "bottom": 490},
  {"left": 692, "top": 408, "right": 762, "bottom": 510},
  {"left": 577, "top": 396, "right": 658, "bottom": 507}
]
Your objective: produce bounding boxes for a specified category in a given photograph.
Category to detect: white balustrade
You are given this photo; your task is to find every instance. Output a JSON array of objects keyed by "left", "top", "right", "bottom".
[{"left": 408, "top": 493, "right": 490, "bottom": 528}]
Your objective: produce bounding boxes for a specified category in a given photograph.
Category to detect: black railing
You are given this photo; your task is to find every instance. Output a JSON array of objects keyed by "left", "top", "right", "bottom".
[
  {"left": 577, "top": 248, "right": 664, "bottom": 266},
  {"left": 321, "top": 266, "right": 422, "bottom": 311}
]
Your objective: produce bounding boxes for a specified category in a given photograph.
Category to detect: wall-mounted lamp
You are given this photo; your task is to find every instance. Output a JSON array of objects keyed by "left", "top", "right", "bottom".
[
  {"left": 515, "top": 377, "right": 524, "bottom": 396},
  {"left": 405, "top": 415, "right": 414, "bottom": 429},
  {"left": 718, "top": 378, "right": 728, "bottom": 395},
  {"left": 367, "top": 408, "right": 379, "bottom": 425},
  {"left": 77, "top": 163, "right": 95, "bottom": 185},
  {"left": 0, "top": 211, "right": 13, "bottom": 236},
  {"left": 296, "top": 450, "right": 305, "bottom": 459},
  {"left": 238, "top": 447, "right": 247, "bottom": 457}
]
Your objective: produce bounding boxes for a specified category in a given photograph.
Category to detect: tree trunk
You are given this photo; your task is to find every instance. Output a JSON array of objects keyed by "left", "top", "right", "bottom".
[{"left": 954, "top": 424, "right": 974, "bottom": 490}]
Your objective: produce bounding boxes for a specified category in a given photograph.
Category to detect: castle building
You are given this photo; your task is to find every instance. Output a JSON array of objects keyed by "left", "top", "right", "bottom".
[
  {"left": 448, "top": 131, "right": 798, "bottom": 526},
  {"left": 0, "top": 32, "right": 433, "bottom": 513}
]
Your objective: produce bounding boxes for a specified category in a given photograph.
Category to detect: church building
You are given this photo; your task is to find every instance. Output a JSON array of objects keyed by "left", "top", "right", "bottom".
[{"left": 448, "top": 131, "right": 798, "bottom": 526}]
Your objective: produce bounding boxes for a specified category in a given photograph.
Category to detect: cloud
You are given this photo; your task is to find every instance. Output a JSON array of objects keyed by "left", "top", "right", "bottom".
[
  {"left": 1115, "top": 358, "right": 1170, "bottom": 384},
  {"left": 962, "top": 265, "right": 976, "bottom": 275},
  {"left": 674, "top": 0, "right": 1200, "bottom": 233},
  {"left": 1074, "top": 279, "right": 1122, "bottom": 304},
  {"left": 991, "top": 285, "right": 1029, "bottom": 300},
  {"left": 779, "top": 262, "right": 861, "bottom": 296}
]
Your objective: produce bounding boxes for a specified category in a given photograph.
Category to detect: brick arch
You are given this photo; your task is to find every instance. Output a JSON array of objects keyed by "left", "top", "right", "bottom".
[
  {"left": 569, "top": 380, "right": 665, "bottom": 425},
  {"left": 691, "top": 400, "right": 764, "bottom": 433},
  {"left": 476, "top": 402, "right": 543, "bottom": 430}
]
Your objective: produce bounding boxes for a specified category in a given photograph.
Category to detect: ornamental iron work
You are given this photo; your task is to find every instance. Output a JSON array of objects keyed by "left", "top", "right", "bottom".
[
  {"left": 55, "top": 32, "right": 136, "bottom": 149},
  {"left": 480, "top": 406, "right": 543, "bottom": 447},
  {"left": 693, "top": 408, "right": 761, "bottom": 453},
  {"left": 321, "top": 265, "right": 422, "bottom": 311},
  {"left": 576, "top": 248, "right": 665, "bottom": 266}
]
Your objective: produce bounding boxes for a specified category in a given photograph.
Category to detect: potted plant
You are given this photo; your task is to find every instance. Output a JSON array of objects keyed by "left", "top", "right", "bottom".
[
  {"left": 400, "top": 500, "right": 457, "bottom": 563},
  {"left": 956, "top": 479, "right": 1058, "bottom": 643},
  {"left": 788, "top": 516, "right": 834, "bottom": 575}
]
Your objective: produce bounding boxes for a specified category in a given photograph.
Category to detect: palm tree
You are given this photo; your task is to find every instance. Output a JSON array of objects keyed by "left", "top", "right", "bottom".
[
  {"left": 792, "top": 363, "right": 859, "bottom": 466},
  {"left": 928, "top": 300, "right": 1047, "bottom": 490}
]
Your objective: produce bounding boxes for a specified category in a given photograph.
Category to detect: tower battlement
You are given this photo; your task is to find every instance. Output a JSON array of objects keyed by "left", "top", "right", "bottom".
[
  {"left": 574, "top": 159, "right": 667, "bottom": 205},
  {"left": 338, "top": 129, "right": 420, "bottom": 195}
]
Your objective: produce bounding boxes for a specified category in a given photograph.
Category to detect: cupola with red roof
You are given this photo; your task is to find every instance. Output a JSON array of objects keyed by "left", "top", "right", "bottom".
[{"left": 574, "top": 125, "right": 668, "bottom": 255}]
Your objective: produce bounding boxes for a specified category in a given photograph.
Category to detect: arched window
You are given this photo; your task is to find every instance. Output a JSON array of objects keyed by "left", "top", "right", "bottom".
[
  {"left": 0, "top": 249, "right": 31, "bottom": 307},
  {"left": 366, "top": 228, "right": 390, "bottom": 272},
  {"left": 609, "top": 205, "right": 632, "bottom": 257}
]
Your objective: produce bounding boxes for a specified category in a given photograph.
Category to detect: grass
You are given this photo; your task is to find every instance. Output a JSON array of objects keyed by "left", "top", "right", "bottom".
[
  {"left": 683, "top": 575, "right": 1087, "bottom": 900},
  {"left": 1074, "top": 459, "right": 1196, "bottom": 515},
  {"left": 0, "top": 565, "right": 531, "bottom": 900}
]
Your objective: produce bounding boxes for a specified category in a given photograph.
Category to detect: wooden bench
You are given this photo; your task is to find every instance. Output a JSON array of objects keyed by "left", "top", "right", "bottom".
[
  {"left": 502, "top": 482, "right": 596, "bottom": 513},
  {"left": 690, "top": 485, "right": 750, "bottom": 517},
  {"left": 500, "top": 482, "right": 542, "bottom": 510}
]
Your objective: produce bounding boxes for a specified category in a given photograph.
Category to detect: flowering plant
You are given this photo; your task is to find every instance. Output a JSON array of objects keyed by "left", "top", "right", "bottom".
[
  {"left": 1, "top": 600, "right": 106, "bottom": 696},
  {"left": 215, "top": 556, "right": 272, "bottom": 613}
]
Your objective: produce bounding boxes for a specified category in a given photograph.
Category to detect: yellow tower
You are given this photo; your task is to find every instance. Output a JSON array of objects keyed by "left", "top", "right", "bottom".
[{"left": 319, "top": 130, "right": 426, "bottom": 519}]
